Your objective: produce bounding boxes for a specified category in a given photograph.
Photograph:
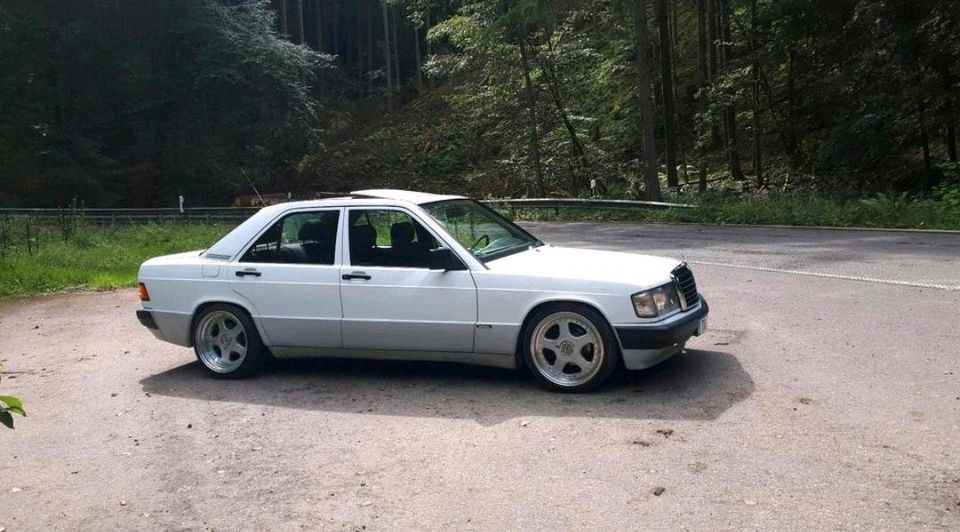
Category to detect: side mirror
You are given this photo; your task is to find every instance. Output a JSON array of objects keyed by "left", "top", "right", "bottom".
[{"left": 428, "top": 248, "right": 463, "bottom": 271}]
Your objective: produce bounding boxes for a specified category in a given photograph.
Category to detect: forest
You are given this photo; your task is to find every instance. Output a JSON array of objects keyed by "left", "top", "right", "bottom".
[{"left": 0, "top": 0, "right": 958, "bottom": 208}]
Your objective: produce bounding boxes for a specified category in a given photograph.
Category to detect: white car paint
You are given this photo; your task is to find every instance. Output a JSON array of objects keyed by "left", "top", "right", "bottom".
[{"left": 138, "top": 190, "right": 707, "bottom": 371}]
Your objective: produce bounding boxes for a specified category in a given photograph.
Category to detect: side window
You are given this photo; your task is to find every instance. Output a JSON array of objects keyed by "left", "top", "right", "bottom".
[
  {"left": 348, "top": 209, "right": 441, "bottom": 268},
  {"left": 241, "top": 211, "right": 340, "bottom": 265}
]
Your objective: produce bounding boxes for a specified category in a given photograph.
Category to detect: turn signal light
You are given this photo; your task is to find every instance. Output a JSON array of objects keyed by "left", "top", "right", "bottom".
[{"left": 138, "top": 282, "right": 150, "bottom": 301}]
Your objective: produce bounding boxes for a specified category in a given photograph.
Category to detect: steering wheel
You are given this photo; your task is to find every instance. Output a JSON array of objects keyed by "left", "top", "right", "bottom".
[{"left": 470, "top": 234, "right": 490, "bottom": 251}]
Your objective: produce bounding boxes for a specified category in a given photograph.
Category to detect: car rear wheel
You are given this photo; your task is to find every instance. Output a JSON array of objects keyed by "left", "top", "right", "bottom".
[
  {"left": 193, "top": 304, "right": 266, "bottom": 379},
  {"left": 522, "top": 304, "right": 619, "bottom": 392}
]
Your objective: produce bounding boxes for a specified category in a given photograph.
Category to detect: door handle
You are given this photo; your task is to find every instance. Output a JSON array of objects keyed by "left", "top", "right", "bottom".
[
  {"left": 342, "top": 272, "right": 371, "bottom": 281},
  {"left": 236, "top": 269, "right": 261, "bottom": 277}
]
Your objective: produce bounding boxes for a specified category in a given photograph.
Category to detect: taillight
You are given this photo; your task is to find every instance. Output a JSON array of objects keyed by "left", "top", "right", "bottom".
[{"left": 138, "top": 282, "right": 150, "bottom": 301}]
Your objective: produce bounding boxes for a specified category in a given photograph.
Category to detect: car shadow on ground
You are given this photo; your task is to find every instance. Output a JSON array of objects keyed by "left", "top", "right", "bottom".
[{"left": 140, "top": 349, "right": 752, "bottom": 425}]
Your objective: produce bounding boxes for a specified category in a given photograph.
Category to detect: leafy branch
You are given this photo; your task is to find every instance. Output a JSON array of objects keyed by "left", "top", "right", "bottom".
[{"left": 0, "top": 360, "right": 26, "bottom": 429}]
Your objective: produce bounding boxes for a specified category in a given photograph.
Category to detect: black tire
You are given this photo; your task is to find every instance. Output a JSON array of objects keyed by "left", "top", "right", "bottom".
[
  {"left": 192, "top": 303, "right": 267, "bottom": 379},
  {"left": 520, "top": 302, "right": 620, "bottom": 393}
]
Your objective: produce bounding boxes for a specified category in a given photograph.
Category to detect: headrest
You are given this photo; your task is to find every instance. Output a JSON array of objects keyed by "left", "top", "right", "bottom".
[
  {"left": 351, "top": 224, "right": 377, "bottom": 247},
  {"left": 298, "top": 221, "right": 325, "bottom": 242},
  {"left": 390, "top": 222, "right": 415, "bottom": 245},
  {"left": 414, "top": 223, "right": 434, "bottom": 247}
]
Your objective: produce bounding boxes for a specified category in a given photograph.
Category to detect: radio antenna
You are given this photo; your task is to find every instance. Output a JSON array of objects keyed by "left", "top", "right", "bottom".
[{"left": 240, "top": 167, "right": 264, "bottom": 206}]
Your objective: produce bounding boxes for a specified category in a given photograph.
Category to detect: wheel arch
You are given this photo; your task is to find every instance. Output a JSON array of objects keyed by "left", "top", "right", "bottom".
[
  {"left": 189, "top": 299, "right": 268, "bottom": 347},
  {"left": 513, "top": 297, "right": 620, "bottom": 370}
]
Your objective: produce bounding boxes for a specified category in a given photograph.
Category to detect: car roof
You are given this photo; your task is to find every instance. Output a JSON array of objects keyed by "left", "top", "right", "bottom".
[{"left": 349, "top": 189, "right": 464, "bottom": 204}]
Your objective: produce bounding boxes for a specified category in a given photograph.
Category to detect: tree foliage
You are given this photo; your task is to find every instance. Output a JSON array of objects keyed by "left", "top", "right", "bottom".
[
  {"left": 0, "top": 0, "right": 957, "bottom": 206},
  {"left": 0, "top": 0, "right": 335, "bottom": 207}
]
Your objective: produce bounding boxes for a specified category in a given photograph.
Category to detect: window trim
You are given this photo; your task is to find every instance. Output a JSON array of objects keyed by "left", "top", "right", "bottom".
[
  {"left": 343, "top": 206, "right": 465, "bottom": 270},
  {"left": 235, "top": 207, "right": 344, "bottom": 266}
]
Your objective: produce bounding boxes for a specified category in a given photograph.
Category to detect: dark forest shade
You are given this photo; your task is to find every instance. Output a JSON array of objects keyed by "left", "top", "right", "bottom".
[{"left": 0, "top": 0, "right": 958, "bottom": 207}]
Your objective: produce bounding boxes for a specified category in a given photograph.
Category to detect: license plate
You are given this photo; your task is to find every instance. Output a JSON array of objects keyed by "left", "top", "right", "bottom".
[{"left": 696, "top": 318, "right": 708, "bottom": 336}]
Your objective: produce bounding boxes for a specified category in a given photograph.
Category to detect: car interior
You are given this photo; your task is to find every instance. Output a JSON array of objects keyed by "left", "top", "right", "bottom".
[
  {"left": 241, "top": 212, "right": 339, "bottom": 265},
  {"left": 241, "top": 209, "right": 442, "bottom": 268},
  {"left": 349, "top": 212, "right": 438, "bottom": 268}
]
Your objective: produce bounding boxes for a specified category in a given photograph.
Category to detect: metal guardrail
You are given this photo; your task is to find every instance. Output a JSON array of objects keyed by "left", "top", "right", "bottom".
[
  {"left": 0, "top": 198, "right": 695, "bottom": 224},
  {"left": 484, "top": 198, "right": 696, "bottom": 210},
  {"left": 0, "top": 207, "right": 260, "bottom": 223}
]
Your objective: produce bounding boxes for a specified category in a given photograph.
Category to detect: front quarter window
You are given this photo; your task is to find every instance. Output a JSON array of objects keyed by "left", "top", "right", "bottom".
[{"left": 422, "top": 199, "right": 539, "bottom": 263}]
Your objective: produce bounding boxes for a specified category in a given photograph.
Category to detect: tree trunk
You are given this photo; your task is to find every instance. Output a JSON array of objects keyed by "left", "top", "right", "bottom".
[
  {"left": 719, "top": 0, "right": 744, "bottom": 181},
  {"left": 948, "top": 124, "right": 959, "bottom": 164},
  {"left": 656, "top": 0, "right": 679, "bottom": 189},
  {"left": 696, "top": 0, "right": 708, "bottom": 192},
  {"left": 414, "top": 22, "right": 424, "bottom": 94},
  {"left": 381, "top": 0, "right": 393, "bottom": 110},
  {"left": 943, "top": 67, "right": 958, "bottom": 163},
  {"left": 292, "top": 0, "right": 305, "bottom": 44},
  {"left": 314, "top": 0, "right": 323, "bottom": 50},
  {"left": 366, "top": 0, "right": 373, "bottom": 95},
  {"left": 425, "top": 7, "right": 434, "bottom": 89},
  {"left": 696, "top": 0, "right": 707, "bottom": 85},
  {"left": 332, "top": 0, "right": 339, "bottom": 55},
  {"left": 391, "top": 7, "right": 401, "bottom": 91},
  {"left": 706, "top": 0, "right": 721, "bottom": 149},
  {"left": 278, "top": 0, "right": 289, "bottom": 36},
  {"left": 786, "top": 48, "right": 798, "bottom": 157},
  {"left": 518, "top": 39, "right": 546, "bottom": 197},
  {"left": 750, "top": 0, "right": 763, "bottom": 188},
  {"left": 919, "top": 102, "right": 932, "bottom": 169},
  {"left": 355, "top": 0, "right": 362, "bottom": 78},
  {"left": 634, "top": 0, "right": 661, "bottom": 202},
  {"left": 540, "top": 38, "right": 590, "bottom": 193},
  {"left": 706, "top": 0, "right": 717, "bottom": 80}
]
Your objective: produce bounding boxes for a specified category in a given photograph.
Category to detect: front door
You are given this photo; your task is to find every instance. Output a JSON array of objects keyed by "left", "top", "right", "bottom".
[
  {"left": 339, "top": 208, "right": 477, "bottom": 352},
  {"left": 227, "top": 208, "right": 343, "bottom": 348}
]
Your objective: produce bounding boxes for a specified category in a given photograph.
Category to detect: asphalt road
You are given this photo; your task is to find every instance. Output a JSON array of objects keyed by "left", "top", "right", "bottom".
[{"left": 1, "top": 223, "right": 958, "bottom": 531}]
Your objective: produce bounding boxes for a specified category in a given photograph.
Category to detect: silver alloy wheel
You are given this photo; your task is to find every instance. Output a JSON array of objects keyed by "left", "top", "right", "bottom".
[
  {"left": 195, "top": 310, "right": 248, "bottom": 373},
  {"left": 530, "top": 311, "right": 605, "bottom": 387}
]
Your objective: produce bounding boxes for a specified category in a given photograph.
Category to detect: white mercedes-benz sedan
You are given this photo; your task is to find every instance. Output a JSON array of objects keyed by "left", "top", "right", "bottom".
[{"left": 137, "top": 189, "right": 708, "bottom": 392}]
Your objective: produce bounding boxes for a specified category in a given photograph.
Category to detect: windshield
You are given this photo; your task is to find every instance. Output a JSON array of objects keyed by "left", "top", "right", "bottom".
[{"left": 422, "top": 199, "right": 541, "bottom": 263}]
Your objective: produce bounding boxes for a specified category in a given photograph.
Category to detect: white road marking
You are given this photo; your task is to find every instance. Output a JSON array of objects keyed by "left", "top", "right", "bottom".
[{"left": 689, "top": 260, "right": 960, "bottom": 291}]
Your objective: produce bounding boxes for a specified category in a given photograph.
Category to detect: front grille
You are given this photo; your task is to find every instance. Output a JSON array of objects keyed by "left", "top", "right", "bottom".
[{"left": 672, "top": 263, "right": 700, "bottom": 309}]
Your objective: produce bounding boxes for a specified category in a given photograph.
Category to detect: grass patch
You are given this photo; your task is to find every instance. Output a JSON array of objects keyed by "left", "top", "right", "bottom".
[{"left": 0, "top": 222, "right": 231, "bottom": 299}]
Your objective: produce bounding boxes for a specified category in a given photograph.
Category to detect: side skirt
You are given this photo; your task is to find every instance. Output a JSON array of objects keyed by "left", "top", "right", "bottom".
[{"left": 268, "top": 346, "right": 518, "bottom": 370}]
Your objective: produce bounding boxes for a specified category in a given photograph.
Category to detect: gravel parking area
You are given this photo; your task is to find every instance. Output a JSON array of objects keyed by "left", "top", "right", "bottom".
[{"left": 1, "top": 223, "right": 958, "bottom": 530}]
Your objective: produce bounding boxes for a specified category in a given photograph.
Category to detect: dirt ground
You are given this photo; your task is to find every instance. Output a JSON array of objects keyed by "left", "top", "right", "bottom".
[{"left": 1, "top": 224, "right": 958, "bottom": 531}]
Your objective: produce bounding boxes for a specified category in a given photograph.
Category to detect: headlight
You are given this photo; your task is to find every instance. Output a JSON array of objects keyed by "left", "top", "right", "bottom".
[{"left": 631, "top": 283, "right": 681, "bottom": 318}]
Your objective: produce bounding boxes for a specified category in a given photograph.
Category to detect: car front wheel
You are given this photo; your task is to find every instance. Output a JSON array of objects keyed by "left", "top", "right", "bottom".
[
  {"left": 522, "top": 304, "right": 619, "bottom": 392},
  {"left": 193, "top": 304, "right": 266, "bottom": 379}
]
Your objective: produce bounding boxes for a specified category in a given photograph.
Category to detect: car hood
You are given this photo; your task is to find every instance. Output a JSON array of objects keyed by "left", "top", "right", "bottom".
[{"left": 484, "top": 245, "right": 681, "bottom": 289}]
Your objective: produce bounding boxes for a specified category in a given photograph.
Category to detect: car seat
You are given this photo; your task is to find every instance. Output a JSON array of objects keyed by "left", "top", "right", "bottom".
[
  {"left": 350, "top": 224, "right": 379, "bottom": 265},
  {"left": 389, "top": 221, "right": 419, "bottom": 267}
]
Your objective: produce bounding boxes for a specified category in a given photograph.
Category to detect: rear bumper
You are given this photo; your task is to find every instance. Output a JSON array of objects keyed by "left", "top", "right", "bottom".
[
  {"left": 136, "top": 309, "right": 192, "bottom": 346},
  {"left": 614, "top": 299, "right": 709, "bottom": 370},
  {"left": 136, "top": 309, "right": 158, "bottom": 329}
]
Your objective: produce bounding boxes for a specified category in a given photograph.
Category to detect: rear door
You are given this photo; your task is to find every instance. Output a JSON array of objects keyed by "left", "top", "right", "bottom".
[
  {"left": 227, "top": 208, "right": 343, "bottom": 348},
  {"left": 339, "top": 207, "right": 477, "bottom": 352}
]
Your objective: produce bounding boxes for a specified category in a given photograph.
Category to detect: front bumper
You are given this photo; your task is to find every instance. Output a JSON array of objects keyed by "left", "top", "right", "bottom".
[{"left": 614, "top": 298, "right": 709, "bottom": 370}]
